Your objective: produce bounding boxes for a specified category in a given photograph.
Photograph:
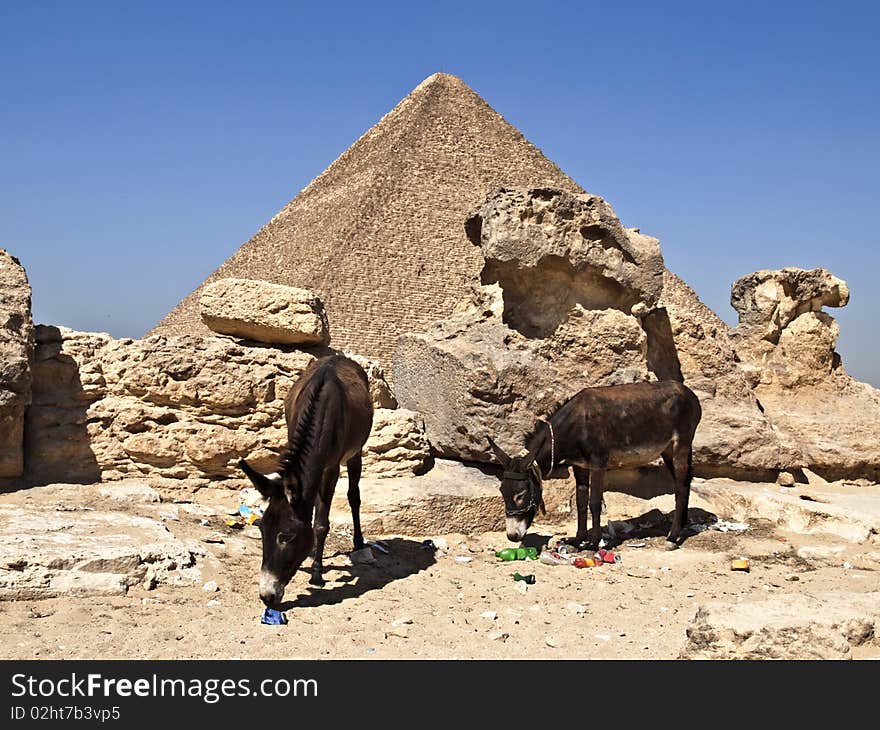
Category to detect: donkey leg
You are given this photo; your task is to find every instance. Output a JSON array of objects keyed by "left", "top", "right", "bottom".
[
  {"left": 572, "top": 466, "right": 590, "bottom": 545},
  {"left": 667, "top": 445, "right": 693, "bottom": 546},
  {"left": 587, "top": 466, "right": 605, "bottom": 551},
  {"left": 346, "top": 453, "right": 365, "bottom": 551},
  {"left": 310, "top": 466, "right": 340, "bottom": 586}
]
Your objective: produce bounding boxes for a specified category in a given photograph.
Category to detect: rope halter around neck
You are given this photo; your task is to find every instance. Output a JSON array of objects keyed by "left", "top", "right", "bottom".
[{"left": 502, "top": 419, "right": 554, "bottom": 517}]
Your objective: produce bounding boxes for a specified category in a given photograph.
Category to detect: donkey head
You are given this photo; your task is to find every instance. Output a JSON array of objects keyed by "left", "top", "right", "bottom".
[
  {"left": 239, "top": 459, "right": 314, "bottom": 607},
  {"left": 486, "top": 437, "right": 546, "bottom": 542}
]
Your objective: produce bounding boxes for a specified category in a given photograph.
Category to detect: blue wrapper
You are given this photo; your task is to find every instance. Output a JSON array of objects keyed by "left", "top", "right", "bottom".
[{"left": 261, "top": 608, "right": 288, "bottom": 625}]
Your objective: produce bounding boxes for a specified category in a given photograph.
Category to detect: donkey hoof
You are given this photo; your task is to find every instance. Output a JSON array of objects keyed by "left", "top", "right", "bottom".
[
  {"left": 309, "top": 574, "right": 326, "bottom": 587},
  {"left": 664, "top": 540, "right": 680, "bottom": 551}
]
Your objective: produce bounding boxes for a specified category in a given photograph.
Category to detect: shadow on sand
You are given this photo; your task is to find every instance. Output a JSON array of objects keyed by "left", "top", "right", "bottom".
[
  {"left": 520, "top": 506, "right": 719, "bottom": 552},
  {"left": 280, "top": 537, "right": 436, "bottom": 610}
]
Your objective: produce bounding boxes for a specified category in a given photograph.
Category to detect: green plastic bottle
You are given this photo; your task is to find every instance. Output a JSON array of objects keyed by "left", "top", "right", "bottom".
[{"left": 495, "top": 547, "right": 538, "bottom": 561}]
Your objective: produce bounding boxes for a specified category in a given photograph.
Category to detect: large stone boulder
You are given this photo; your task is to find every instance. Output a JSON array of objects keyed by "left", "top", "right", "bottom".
[
  {"left": 466, "top": 187, "right": 664, "bottom": 336},
  {"left": 199, "top": 278, "right": 329, "bottom": 346},
  {"left": 25, "top": 327, "right": 412, "bottom": 484},
  {"left": 729, "top": 268, "right": 880, "bottom": 481},
  {"left": 361, "top": 408, "right": 431, "bottom": 477},
  {"left": 394, "top": 284, "right": 651, "bottom": 461},
  {"left": 0, "top": 249, "right": 33, "bottom": 478}
]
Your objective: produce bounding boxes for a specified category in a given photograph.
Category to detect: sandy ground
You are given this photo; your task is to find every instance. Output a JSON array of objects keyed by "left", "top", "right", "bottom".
[{"left": 2, "top": 477, "right": 879, "bottom": 661}]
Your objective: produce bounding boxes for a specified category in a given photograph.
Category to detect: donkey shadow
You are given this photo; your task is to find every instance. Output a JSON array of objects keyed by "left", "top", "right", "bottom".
[
  {"left": 280, "top": 537, "right": 436, "bottom": 609},
  {"left": 521, "top": 506, "right": 718, "bottom": 552}
]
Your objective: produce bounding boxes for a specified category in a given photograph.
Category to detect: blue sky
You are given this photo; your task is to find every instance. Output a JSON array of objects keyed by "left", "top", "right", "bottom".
[{"left": 2, "top": 1, "right": 878, "bottom": 385}]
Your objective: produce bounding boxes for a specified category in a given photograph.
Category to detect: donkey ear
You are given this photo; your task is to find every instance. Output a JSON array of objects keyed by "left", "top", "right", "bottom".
[
  {"left": 239, "top": 459, "right": 282, "bottom": 499},
  {"left": 486, "top": 436, "right": 511, "bottom": 468}
]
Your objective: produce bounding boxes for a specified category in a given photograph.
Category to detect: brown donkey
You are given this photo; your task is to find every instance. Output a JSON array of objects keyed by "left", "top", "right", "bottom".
[
  {"left": 488, "top": 380, "right": 702, "bottom": 550},
  {"left": 240, "top": 354, "right": 373, "bottom": 606}
]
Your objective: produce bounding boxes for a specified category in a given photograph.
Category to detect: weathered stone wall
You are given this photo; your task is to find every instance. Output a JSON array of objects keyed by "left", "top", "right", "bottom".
[
  {"left": 24, "top": 327, "right": 429, "bottom": 486},
  {"left": 0, "top": 249, "right": 33, "bottom": 478}
]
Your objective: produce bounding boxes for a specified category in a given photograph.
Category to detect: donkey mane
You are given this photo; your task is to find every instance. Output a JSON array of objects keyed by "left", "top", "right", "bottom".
[{"left": 279, "top": 363, "right": 332, "bottom": 479}]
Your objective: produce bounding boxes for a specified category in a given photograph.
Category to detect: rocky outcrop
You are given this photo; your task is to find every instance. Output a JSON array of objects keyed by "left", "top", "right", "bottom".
[
  {"left": 0, "top": 250, "right": 33, "bottom": 478},
  {"left": 395, "top": 283, "right": 652, "bottom": 461},
  {"left": 729, "top": 268, "right": 880, "bottom": 481},
  {"left": 658, "top": 272, "right": 804, "bottom": 478},
  {"left": 394, "top": 188, "right": 804, "bottom": 479},
  {"left": 199, "top": 278, "right": 329, "bottom": 346},
  {"left": 730, "top": 268, "right": 850, "bottom": 388},
  {"left": 466, "top": 188, "right": 664, "bottom": 337},
  {"left": 25, "top": 327, "right": 420, "bottom": 484},
  {"left": 681, "top": 592, "right": 880, "bottom": 659}
]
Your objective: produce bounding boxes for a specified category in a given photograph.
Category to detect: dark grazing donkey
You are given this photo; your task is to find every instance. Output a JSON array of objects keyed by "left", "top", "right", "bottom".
[
  {"left": 239, "top": 354, "right": 373, "bottom": 606},
  {"left": 487, "top": 380, "right": 702, "bottom": 550}
]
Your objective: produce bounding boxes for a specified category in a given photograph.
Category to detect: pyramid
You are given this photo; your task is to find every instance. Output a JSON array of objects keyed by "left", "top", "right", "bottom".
[{"left": 151, "top": 73, "right": 583, "bottom": 368}]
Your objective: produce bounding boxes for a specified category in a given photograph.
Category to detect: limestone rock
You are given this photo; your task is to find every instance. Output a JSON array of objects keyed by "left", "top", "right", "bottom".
[
  {"left": 25, "top": 325, "right": 428, "bottom": 484},
  {"left": 199, "top": 278, "right": 329, "bottom": 346},
  {"left": 681, "top": 592, "right": 880, "bottom": 659},
  {"left": 731, "top": 267, "right": 849, "bottom": 341},
  {"left": 728, "top": 268, "right": 880, "bottom": 480},
  {"left": 466, "top": 187, "right": 664, "bottom": 336},
  {"left": 395, "top": 284, "right": 651, "bottom": 461},
  {"left": 344, "top": 353, "right": 398, "bottom": 409},
  {"left": 0, "top": 249, "right": 33, "bottom": 478},
  {"left": 362, "top": 408, "right": 431, "bottom": 477},
  {"left": 0, "top": 506, "right": 198, "bottom": 600},
  {"left": 25, "top": 328, "right": 316, "bottom": 483}
]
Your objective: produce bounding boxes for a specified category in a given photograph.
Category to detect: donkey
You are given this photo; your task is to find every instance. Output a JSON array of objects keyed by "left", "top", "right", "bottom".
[
  {"left": 487, "top": 380, "right": 701, "bottom": 550},
  {"left": 239, "top": 354, "right": 373, "bottom": 607}
]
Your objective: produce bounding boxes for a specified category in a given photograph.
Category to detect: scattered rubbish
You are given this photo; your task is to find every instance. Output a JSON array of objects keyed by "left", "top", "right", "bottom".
[
  {"left": 386, "top": 626, "right": 409, "bottom": 639},
  {"left": 572, "top": 557, "right": 597, "bottom": 568},
  {"left": 514, "top": 581, "right": 529, "bottom": 594},
  {"left": 843, "top": 561, "right": 853, "bottom": 570},
  {"left": 539, "top": 549, "right": 570, "bottom": 566},
  {"left": 487, "top": 631, "right": 508, "bottom": 642},
  {"left": 203, "top": 581, "right": 219, "bottom": 592},
  {"left": 420, "top": 539, "right": 436, "bottom": 551},
  {"left": 206, "top": 599, "right": 222, "bottom": 607},
  {"left": 512, "top": 572, "right": 535, "bottom": 584},
  {"left": 595, "top": 548, "right": 621, "bottom": 564},
  {"left": 593, "top": 634, "right": 611, "bottom": 641},
  {"left": 730, "top": 558, "right": 750, "bottom": 572},
  {"left": 544, "top": 636, "right": 559, "bottom": 648},
  {"left": 350, "top": 547, "right": 376, "bottom": 565},
  {"left": 366, "top": 540, "right": 390, "bottom": 555},
  {"left": 495, "top": 547, "right": 538, "bottom": 561},
  {"left": 628, "top": 542, "right": 647, "bottom": 548},
  {"left": 261, "top": 608, "right": 287, "bottom": 625},
  {"left": 391, "top": 617, "right": 413, "bottom": 627},
  {"left": 454, "top": 556, "right": 473, "bottom": 564},
  {"left": 799, "top": 494, "right": 828, "bottom": 503},
  {"left": 201, "top": 533, "right": 226, "bottom": 544},
  {"left": 238, "top": 505, "right": 263, "bottom": 525},
  {"left": 685, "top": 591, "right": 696, "bottom": 598},
  {"left": 225, "top": 518, "right": 245, "bottom": 529},
  {"left": 480, "top": 611, "right": 497, "bottom": 620}
]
